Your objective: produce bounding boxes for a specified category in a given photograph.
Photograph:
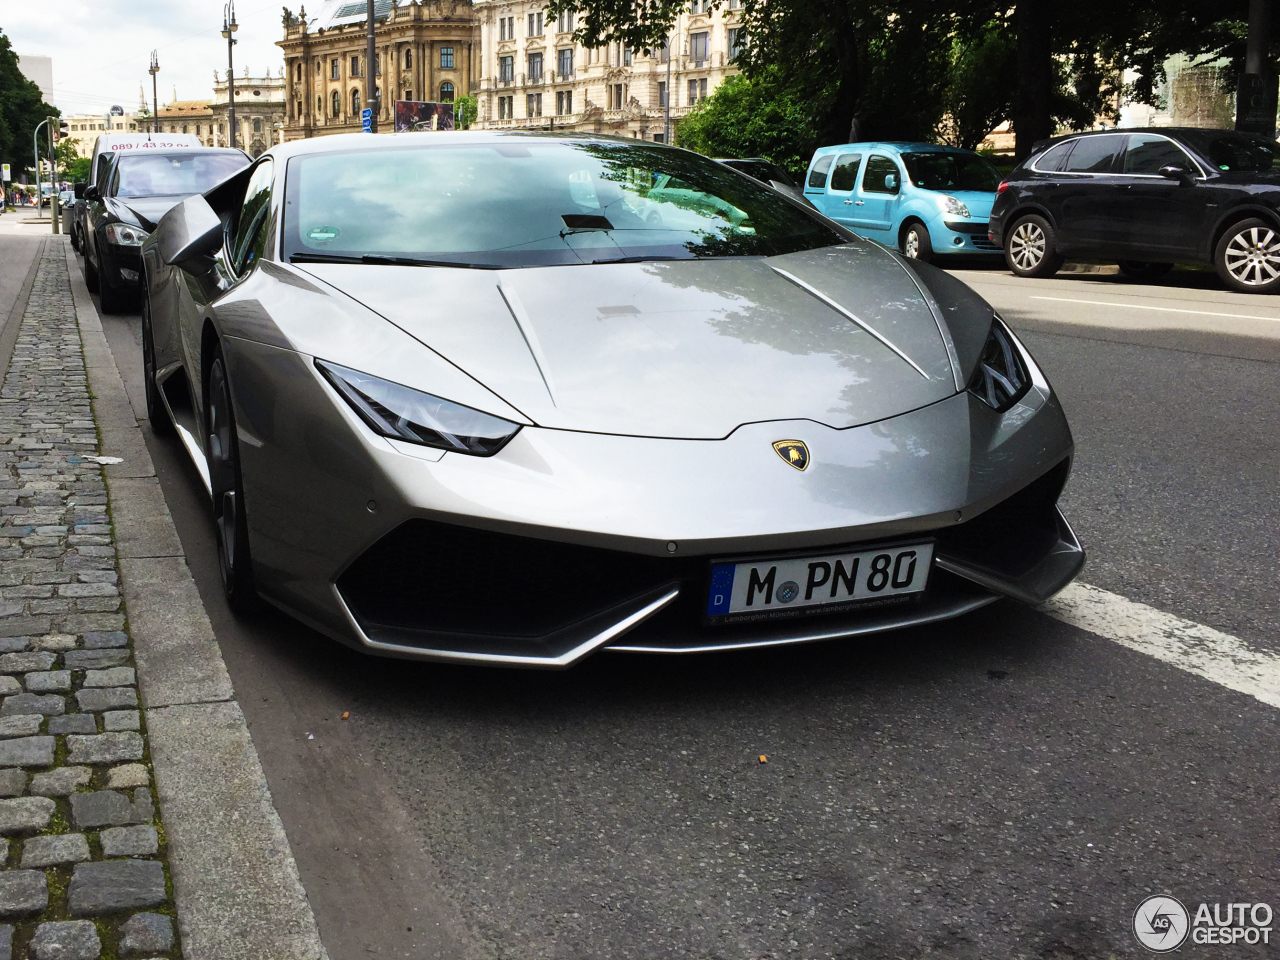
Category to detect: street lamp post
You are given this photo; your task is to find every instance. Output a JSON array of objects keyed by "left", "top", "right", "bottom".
[
  {"left": 663, "top": 32, "right": 672, "bottom": 144},
  {"left": 366, "top": 0, "right": 378, "bottom": 133},
  {"left": 222, "top": 2, "right": 239, "bottom": 149},
  {"left": 148, "top": 52, "right": 160, "bottom": 134}
]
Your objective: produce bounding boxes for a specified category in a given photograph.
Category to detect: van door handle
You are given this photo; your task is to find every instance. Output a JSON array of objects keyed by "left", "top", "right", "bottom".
[
  {"left": 844, "top": 199, "right": 854, "bottom": 205},
  {"left": 853, "top": 200, "right": 864, "bottom": 206}
]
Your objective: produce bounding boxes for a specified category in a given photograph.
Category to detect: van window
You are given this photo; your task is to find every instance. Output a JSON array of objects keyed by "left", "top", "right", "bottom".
[
  {"left": 807, "top": 155, "right": 834, "bottom": 189},
  {"left": 829, "top": 154, "right": 862, "bottom": 192},
  {"left": 862, "top": 156, "right": 900, "bottom": 194}
]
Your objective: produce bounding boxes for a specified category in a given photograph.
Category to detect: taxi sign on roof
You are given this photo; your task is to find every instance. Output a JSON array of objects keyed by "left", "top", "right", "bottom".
[{"left": 95, "top": 133, "right": 203, "bottom": 154}]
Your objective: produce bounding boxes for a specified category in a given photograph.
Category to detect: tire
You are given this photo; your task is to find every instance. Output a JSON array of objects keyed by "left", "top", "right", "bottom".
[
  {"left": 1117, "top": 260, "right": 1174, "bottom": 281},
  {"left": 83, "top": 253, "right": 99, "bottom": 294},
  {"left": 141, "top": 294, "right": 174, "bottom": 437},
  {"left": 900, "top": 221, "right": 934, "bottom": 264},
  {"left": 1214, "top": 218, "right": 1280, "bottom": 293},
  {"left": 1004, "top": 214, "right": 1064, "bottom": 278},
  {"left": 98, "top": 278, "right": 126, "bottom": 315},
  {"left": 206, "top": 347, "right": 258, "bottom": 614}
]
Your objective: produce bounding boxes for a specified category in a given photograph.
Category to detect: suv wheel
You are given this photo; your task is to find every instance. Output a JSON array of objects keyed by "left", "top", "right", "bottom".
[
  {"left": 901, "top": 221, "right": 933, "bottom": 264},
  {"left": 1005, "top": 214, "right": 1063, "bottom": 278},
  {"left": 1215, "top": 219, "right": 1280, "bottom": 293},
  {"left": 206, "top": 347, "right": 258, "bottom": 613}
]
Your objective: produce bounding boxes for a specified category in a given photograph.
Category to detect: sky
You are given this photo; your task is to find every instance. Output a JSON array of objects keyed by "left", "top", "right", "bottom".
[{"left": 3, "top": 0, "right": 293, "bottom": 117}]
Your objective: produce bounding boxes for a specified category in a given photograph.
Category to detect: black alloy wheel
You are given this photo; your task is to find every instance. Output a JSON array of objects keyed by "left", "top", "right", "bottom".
[
  {"left": 98, "top": 278, "right": 126, "bottom": 315},
  {"left": 140, "top": 295, "right": 173, "bottom": 437},
  {"left": 1117, "top": 261, "right": 1174, "bottom": 281},
  {"left": 206, "top": 347, "right": 258, "bottom": 613},
  {"left": 1214, "top": 218, "right": 1280, "bottom": 294},
  {"left": 901, "top": 221, "right": 934, "bottom": 264},
  {"left": 1004, "top": 214, "right": 1064, "bottom": 278}
]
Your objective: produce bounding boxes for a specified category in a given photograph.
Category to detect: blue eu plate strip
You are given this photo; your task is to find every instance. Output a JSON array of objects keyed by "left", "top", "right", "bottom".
[{"left": 707, "top": 564, "right": 736, "bottom": 616}]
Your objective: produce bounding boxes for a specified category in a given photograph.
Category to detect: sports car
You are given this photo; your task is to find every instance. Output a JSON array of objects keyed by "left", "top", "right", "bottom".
[{"left": 140, "top": 132, "right": 1084, "bottom": 668}]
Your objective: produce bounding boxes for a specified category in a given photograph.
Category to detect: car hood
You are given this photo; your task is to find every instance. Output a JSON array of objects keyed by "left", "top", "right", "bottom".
[
  {"left": 297, "top": 243, "right": 959, "bottom": 439},
  {"left": 107, "top": 195, "right": 187, "bottom": 231}
]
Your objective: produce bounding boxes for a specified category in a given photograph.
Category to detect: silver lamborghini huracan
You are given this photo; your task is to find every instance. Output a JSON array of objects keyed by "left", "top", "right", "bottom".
[{"left": 140, "top": 132, "right": 1083, "bottom": 667}]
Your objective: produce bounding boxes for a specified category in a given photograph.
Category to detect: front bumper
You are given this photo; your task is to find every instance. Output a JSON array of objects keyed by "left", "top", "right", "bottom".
[
  {"left": 98, "top": 242, "right": 143, "bottom": 289},
  {"left": 933, "top": 218, "right": 1003, "bottom": 254}
]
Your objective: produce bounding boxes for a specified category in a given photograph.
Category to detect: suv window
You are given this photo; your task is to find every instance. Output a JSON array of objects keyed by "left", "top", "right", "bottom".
[
  {"left": 1062, "top": 135, "right": 1123, "bottom": 174},
  {"left": 862, "top": 155, "right": 900, "bottom": 194},
  {"left": 807, "top": 155, "right": 834, "bottom": 189},
  {"left": 829, "top": 154, "right": 862, "bottom": 192},
  {"left": 1177, "top": 129, "right": 1280, "bottom": 173},
  {"left": 1033, "top": 141, "right": 1074, "bottom": 172},
  {"left": 1122, "top": 134, "right": 1196, "bottom": 175},
  {"left": 230, "top": 160, "right": 274, "bottom": 276}
]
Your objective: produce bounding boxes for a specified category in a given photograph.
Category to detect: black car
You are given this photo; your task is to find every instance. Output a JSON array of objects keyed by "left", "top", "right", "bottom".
[
  {"left": 82, "top": 148, "right": 249, "bottom": 312},
  {"left": 989, "top": 127, "right": 1280, "bottom": 293},
  {"left": 717, "top": 157, "right": 812, "bottom": 205}
]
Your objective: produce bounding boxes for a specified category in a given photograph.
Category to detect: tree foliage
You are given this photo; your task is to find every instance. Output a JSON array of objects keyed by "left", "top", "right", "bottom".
[
  {"left": 454, "top": 94, "right": 478, "bottom": 129},
  {"left": 0, "top": 29, "right": 58, "bottom": 176}
]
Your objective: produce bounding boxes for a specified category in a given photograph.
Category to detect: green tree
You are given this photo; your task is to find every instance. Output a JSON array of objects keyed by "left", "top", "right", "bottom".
[
  {"left": 0, "top": 29, "right": 58, "bottom": 175},
  {"left": 454, "top": 94, "right": 478, "bottom": 129},
  {"left": 55, "top": 137, "right": 90, "bottom": 182}
]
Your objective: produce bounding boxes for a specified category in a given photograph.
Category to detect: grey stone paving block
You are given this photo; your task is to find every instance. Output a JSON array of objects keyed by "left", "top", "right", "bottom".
[
  {"left": 69, "top": 788, "right": 152, "bottom": 828},
  {"left": 47, "top": 714, "right": 95, "bottom": 735},
  {"left": 0, "top": 652, "right": 55, "bottom": 674},
  {"left": 0, "top": 870, "right": 46, "bottom": 918},
  {"left": 0, "top": 678, "right": 18, "bottom": 696},
  {"left": 68, "top": 860, "right": 166, "bottom": 915},
  {"left": 0, "top": 693, "right": 64, "bottom": 716},
  {"left": 103, "top": 710, "right": 139, "bottom": 732},
  {"left": 81, "top": 667, "right": 134, "bottom": 688},
  {"left": 28, "top": 920, "right": 100, "bottom": 960},
  {"left": 21, "top": 832, "right": 90, "bottom": 868},
  {"left": 118, "top": 912, "right": 173, "bottom": 954},
  {"left": 73, "top": 687, "right": 136, "bottom": 713},
  {"left": 30, "top": 636, "right": 76, "bottom": 652},
  {"left": 99, "top": 824, "right": 158, "bottom": 858},
  {"left": 66, "top": 731, "right": 143, "bottom": 764},
  {"left": 0, "top": 796, "right": 54, "bottom": 833},
  {"left": 24, "top": 670, "right": 70, "bottom": 692},
  {"left": 0, "top": 770, "right": 25, "bottom": 798},
  {"left": 0, "top": 736, "right": 53, "bottom": 768},
  {"left": 0, "top": 619, "right": 49, "bottom": 640},
  {"left": 82, "top": 632, "right": 127, "bottom": 649},
  {"left": 62, "top": 649, "right": 128, "bottom": 670},
  {"left": 29, "top": 766, "right": 90, "bottom": 797},
  {"left": 0, "top": 716, "right": 41, "bottom": 739},
  {"left": 0, "top": 923, "right": 10, "bottom": 960},
  {"left": 106, "top": 764, "right": 148, "bottom": 789}
]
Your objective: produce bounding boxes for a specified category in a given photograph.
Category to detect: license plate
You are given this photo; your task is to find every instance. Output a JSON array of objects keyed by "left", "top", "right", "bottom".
[{"left": 706, "top": 542, "right": 934, "bottom": 620}]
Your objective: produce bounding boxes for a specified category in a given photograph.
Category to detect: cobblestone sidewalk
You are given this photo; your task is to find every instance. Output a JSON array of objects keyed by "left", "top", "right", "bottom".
[{"left": 0, "top": 244, "right": 178, "bottom": 958}]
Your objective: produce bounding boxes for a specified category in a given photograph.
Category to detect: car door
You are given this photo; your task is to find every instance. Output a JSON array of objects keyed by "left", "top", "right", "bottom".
[
  {"left": 803, "top": 155, "right": 835, "bottom": 209},
  {"left": 822, "top": 153, "right": 863, "bottom": 227},
  {"left": 1116, "top": 133, "right": 1213, "bottom": 259},
  {"left": 852, "top": 155, "right": 901, "bottom": 235},
  {"left": 1052, "top": 133, "right": 1128, "bottom": 252}
]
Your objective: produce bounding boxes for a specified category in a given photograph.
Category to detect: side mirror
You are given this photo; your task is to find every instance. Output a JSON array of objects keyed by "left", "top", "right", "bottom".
[
  {"left": 157, "top": 194, "right": 223, "bottom": 266},
  {"left": 73, "top": 182, "right": 85, "bottom": 200},
  {"left": 884, "top": 173, "right": 898, "bottom": 190},
  {"left": 83, "top": 185, "right": 100, "bottom": 202},
  {"left": 1159, "top": 164, "right": 1194, "bottom": 186}
]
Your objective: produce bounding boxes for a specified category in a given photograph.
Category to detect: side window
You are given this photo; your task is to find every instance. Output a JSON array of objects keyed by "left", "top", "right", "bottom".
[
  {"left": 829, "top": 154, "right": 862, "bottom": 192},
  {"left": 1062, "top": 136, "right": 1124, "bottom": 174},
  {"left": 862, "top": 155, "right": 900, "bottom": 194},
  {"left": 807, "top": 155, "right": 834, "bottom": 189},
  {"left": 230, "top": 160, "right": 274, "bottom": 276},
  {"left": 1122, "top": 134, "right": 1196, "bottom": 175},
  {"left": 1033, "top": 140, "right": 1074, "bottom": 172}
]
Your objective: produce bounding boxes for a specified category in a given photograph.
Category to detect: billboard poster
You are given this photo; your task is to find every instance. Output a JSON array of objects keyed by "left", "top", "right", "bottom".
[{"left": 394, "top": 100, "right": 455, "bottom": 132}]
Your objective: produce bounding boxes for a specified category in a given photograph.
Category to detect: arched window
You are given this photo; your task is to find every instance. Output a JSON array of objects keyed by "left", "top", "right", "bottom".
[
  {"left": 351, "top": 88, "right": 361, "bottom": 115},
  {"left": 182, "top": 124, "right": 188, "bottom": 133},
  {"left": 295, "top": 62, "right": 302, "bottom": 81},
  {"left": 317, "top": 95, "right": 323, "bottom": 115},
  {"left": 170, "top": 126, "right": 176, "bottom": 133},
  {"left": 440, "top": 81, "right": 455, "bottom": 102},
  {"left": 332, "top": 91, "right": 341, "bottom": 117},
  {"left": 404, "top": 48, "right": 412, "bottom": 69},
  {"left": 253, "top": 118, "right": 262, "bottom": 133}
]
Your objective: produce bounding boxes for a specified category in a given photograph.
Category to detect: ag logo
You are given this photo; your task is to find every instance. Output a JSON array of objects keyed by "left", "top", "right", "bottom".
[
  {"left": 772, "top": 440, "right": 809, "bottom": 471},
  {"left": 1134, "top": 895, "right": 1190, "bottom": 952}
]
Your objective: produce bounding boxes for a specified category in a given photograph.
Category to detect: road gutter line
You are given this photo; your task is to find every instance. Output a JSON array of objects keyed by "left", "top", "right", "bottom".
[
  {"left": 1028, "top": 295, "right": 1280, "bottom": 324},
  {"left": 1044, "top": 582, "right": 1280, "bottom": 710},
  {"left": 64, "top": 245, "right": 330, "bottom": 959}
]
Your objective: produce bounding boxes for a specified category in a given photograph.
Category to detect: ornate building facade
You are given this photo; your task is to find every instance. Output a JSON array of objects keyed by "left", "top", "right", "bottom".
[
  {"left": 473, "top": 0, "right": 742, "bottom": 140},
  {"left": 277, "top": 0, "right": 480, "bottom": 139},
  {"left": 155, "top": 70, "right": 286, "bottom": 157}
]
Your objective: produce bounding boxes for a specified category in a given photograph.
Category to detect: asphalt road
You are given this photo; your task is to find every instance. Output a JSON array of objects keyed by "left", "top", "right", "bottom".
[{"left": 91, "top": 252, "right": 1279, "bottom": 960}]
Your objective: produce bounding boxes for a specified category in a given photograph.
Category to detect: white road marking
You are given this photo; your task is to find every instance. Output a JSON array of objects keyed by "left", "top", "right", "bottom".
[
  {"left": 1027, "top": 295, "right": 1280, "bottom": 324},
  {"left": 1043, "top": 582, "right": 1280, "bottom": 710}
]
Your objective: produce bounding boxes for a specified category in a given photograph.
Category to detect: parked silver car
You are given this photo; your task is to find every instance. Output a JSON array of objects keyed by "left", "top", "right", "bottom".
[{"left": 140, "top": 132, "right": 1082, "bottom": 667}]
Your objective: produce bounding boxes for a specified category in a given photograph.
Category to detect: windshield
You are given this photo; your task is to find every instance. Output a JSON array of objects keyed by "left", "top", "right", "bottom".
[
  {"left": 283, "top": 138, "right": 845, "bottom": 268},
  {"left": 112, "top": 153, "right": 249, "bottom": 198},
  {"left": 1177, "top": 130, "right": 1280, "bottom": 173},
  {"left": 900, "top": 152, "right": 1002, "bottom": 192}
]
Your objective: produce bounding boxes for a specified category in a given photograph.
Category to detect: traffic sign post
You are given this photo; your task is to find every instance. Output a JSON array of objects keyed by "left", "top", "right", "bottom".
[{"left": 361, "top": 108, "right": 373, "bottom": 133}]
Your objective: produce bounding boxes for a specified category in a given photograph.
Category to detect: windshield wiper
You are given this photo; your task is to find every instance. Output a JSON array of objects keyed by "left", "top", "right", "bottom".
[
  {"left": 591, "top": 255, "right": 683, "bottom": 265},
  {"left": 290, "top": 253, "right": 502, "bottom": 270}
]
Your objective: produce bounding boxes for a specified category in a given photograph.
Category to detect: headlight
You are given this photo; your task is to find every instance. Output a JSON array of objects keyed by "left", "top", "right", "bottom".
[
  {"left": 968, "top": 318, "right": 1030, "bottom": 412},
  {"left": 316, "top": 360, "right": 521, "bottom": 456},
  {"left": 938, "top": 195, "right": 971, "bottom": 218},
  {"left": 104, "top": 222, "right": 149, "bottom": 246}
]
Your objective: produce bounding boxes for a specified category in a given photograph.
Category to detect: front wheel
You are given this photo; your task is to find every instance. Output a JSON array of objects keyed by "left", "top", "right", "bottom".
[
  {"left": 1004, "top": 214, "right": 1063, "bottom": 278},
  {"left": 98, "top": 279, "right": 126, "bottom": 315},
  {"left": 1214, "top": 219, "right": 1280, "bottom": 293},
  {"left": 83, "top": 253, "right": 99, "bottom": 294},
  {"left": 1117, "top": 260, "right": 1174, "bottom": 281},
  {"left": 141, "top": 295, "right": 173, "bottom": 437},
  {"left": 206, "top": 348, "right": 258, "bottom": 613},
  {"left": 900, "top": 221, "right": 934, "bottom": 264}
]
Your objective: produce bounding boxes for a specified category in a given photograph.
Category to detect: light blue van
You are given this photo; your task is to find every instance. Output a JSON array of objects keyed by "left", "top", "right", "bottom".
[{"left": 803, "top": 142, "right": 1004, "bottom": 262}]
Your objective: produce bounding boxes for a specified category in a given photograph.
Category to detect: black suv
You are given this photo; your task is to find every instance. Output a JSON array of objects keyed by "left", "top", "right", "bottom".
[{"left": 989, "top": 127, "right": 1280, "bottom": 293}]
